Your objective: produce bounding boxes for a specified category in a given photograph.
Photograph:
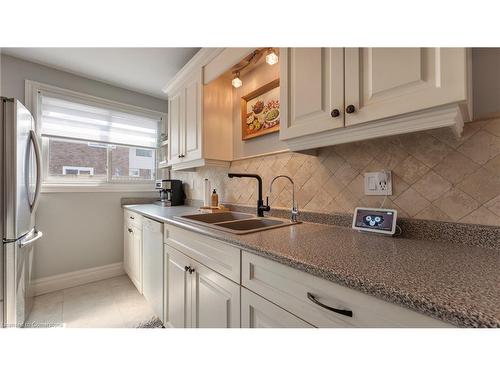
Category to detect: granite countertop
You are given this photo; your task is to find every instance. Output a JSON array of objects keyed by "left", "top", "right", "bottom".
[{"left": 124, "top": 204, "right": 500, "bottom": 328}]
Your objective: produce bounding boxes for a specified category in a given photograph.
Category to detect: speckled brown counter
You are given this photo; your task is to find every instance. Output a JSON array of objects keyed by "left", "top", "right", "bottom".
[
  {"left": 124, "top": 204, "right": 500, "bottom": 328},
  {"left": 224, "top": 203, "right": 500, "bottom": 250}
]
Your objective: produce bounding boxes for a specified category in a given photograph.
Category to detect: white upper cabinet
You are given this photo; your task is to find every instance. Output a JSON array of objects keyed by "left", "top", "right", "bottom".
[
  {"left": 167, "top": 68, "right": 202, "bottom": 166},
  {"left": 167, "top": 89, "right": 183, "bottom": 166},
  {"left": 280, "top": 48, "right": 344, "bottom": 140},
  {"left": 344, "top": 48, "right": 469, "bottom": 126},
  {"left": 182, "top": 69, "right": 203, "bottom": 163},
  {"left": 280, "top": 47, "right": 471, "bottom": 151},
  {"left": 164, "top": 49, "right": 232, "bottom": 171}
]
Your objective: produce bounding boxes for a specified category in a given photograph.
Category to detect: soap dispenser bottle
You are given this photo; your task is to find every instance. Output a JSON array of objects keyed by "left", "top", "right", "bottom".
[{"left": 211, "top": 189, "right": 219, "bottom": 207}]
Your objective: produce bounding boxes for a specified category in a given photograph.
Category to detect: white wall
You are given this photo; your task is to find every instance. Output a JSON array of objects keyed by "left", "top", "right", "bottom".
[
  {"left": 1, "top": 54, "right": 164, "bottom": 279},
  {"left": 34, "top": 192, "right": 156, "bottom": 279}
]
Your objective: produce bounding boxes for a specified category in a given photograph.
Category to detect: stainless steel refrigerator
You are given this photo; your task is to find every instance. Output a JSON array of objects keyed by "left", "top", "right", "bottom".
[{"left": 1, "top": 97, "right": 43, "bottom": 328}]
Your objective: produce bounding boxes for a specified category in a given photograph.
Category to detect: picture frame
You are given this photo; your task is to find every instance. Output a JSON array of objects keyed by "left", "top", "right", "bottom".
[{"left": 241, "top": 78, "right": 280, "bottom": 140}]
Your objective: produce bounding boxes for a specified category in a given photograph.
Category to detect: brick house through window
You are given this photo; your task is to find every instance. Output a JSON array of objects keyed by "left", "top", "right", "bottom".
[{"left": 48, "top": 139, "right": 154, "bottom": 179}]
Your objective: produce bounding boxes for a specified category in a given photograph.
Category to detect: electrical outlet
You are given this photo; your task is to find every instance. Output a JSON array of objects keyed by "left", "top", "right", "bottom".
[{"left": 364, "top": 171, "right": 392, "bottom": 196}]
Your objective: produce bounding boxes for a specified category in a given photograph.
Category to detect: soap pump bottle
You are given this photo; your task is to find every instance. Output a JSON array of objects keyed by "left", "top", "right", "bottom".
[{"left": 211, "top": 189, "right": 219, "bottom": 207}]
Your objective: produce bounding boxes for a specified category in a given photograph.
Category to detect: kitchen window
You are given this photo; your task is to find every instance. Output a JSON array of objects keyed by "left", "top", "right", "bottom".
[{"left": 27, "top": 81, "right": 166, "bottom": 192}]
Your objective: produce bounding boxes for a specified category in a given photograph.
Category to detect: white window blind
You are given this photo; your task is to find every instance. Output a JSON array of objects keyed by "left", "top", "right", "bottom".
[{"left": 40, "top": 92, "right": 160, "bottom": 149}]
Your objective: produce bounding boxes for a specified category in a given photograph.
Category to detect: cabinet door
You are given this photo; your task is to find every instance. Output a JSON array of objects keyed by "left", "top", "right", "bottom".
[
  {"left": 279, "top": 48, "right": 344, "bottom": 140},
  {"left": 191, "top": 261, "right": 240, "bottom": 328},
  {"left": 129, "top": 227, "right": 143, "bottom": 293},
  {"left": 164, "top": 245, "right": 192, "bottom": 328},
  {"left": 344, "top": 48, "right": 468, "bottom": 126},
  {"left": 182, "top": 69, "right": 203, "bottom": 162},
  {"left": 167, "top": 90, "right": 183, "bottom": 165},
  {"left": 123, "top": 224, "right": 132, "bottom": 276},
  {"left": 241, "top": 288, "right": 313, "bottom": 328}
]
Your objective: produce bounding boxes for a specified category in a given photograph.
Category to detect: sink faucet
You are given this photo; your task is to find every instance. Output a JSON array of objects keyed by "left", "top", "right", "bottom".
[
  {"left": 228, "top": 173, "right": 270, "bottom": 217},
  {"left": 268, "top": 175, "right": 299, "bottom": 222}
]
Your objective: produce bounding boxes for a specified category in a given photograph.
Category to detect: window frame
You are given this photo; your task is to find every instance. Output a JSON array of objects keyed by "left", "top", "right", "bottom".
[{"left": 25, "top": 80, "right": 166, "bottom": 193}]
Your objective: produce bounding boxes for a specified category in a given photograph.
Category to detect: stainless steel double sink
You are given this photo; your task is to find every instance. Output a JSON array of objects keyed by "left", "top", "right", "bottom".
[{"left": 176, "top": 212, "right": 299, "bottom": 234}]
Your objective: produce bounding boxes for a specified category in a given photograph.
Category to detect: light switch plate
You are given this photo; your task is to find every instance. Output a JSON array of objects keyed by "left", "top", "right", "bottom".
[{"left": 364, "top": 171, "right": 392, "bottom": 196}]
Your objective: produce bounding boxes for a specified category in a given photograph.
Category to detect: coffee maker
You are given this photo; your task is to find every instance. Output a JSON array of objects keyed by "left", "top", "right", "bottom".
[{"left": 155, "top": 179, "right": 185, "bottom": 206}]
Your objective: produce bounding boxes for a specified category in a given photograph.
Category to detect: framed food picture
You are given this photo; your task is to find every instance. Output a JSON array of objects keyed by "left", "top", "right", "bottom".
[{"left": 241, "top": 78, "right": 280, "bottom": 140}]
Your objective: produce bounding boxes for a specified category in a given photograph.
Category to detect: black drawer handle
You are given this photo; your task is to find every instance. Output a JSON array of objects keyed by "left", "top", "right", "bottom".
[
  {"left": 130, "top": 216, "right": 134, "bottom": 220},
  {"left": 128, "top": 228, "right": 133, "bottom": 233},
  {"left": 307, "top": 292, "right": 353, "bottom": 318}
]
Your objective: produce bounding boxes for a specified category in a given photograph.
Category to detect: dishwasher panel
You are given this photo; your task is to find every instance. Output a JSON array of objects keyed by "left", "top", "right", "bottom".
[{"left": 142, "top": 217, "right": 164, "bottom": 323}]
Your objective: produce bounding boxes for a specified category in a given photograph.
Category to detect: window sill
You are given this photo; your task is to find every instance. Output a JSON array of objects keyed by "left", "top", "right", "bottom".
[{"left": 41, "top": 182, "right": 156, "bottom": 193}]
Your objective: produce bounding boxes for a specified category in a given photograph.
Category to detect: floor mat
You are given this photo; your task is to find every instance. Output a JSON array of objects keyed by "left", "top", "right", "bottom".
[{"left": 136, "top": 316, "right": 164, "bottom": 328}]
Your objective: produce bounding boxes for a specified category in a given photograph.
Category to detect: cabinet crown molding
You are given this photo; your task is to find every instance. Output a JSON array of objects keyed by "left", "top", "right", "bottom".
[{"left": 162, "top": 48, "right": 223, "bottom": 95}]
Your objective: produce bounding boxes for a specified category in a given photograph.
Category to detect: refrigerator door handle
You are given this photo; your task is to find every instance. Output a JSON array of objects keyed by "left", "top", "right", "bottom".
[
  {"left": 29, "top": 129, "right": 42, "bottom": 213},
  {"left": 19, "top": 229, "right": 43, "bottom": 248}
]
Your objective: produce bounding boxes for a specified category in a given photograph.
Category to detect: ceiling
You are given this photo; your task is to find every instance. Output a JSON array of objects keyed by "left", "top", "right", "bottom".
[{"left": 2, "top": 48, "right": 200, "bottom": 99}]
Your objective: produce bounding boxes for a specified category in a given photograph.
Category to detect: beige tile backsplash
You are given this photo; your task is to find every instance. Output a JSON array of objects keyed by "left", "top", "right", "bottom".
[{"left": 172, "top": 117, "right": 500, "bottom": 227}]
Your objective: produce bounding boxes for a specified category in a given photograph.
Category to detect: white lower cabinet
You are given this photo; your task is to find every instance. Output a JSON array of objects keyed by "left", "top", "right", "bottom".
[
  {"left": 124, "top": 210, "right": 143, "bottom": 294},
  {"left": 164, "top": 244, "right": 240, "bottom": 328},
  {"left": 241, "top": 288, "right": 313, "bottom": 328},
  {"left": 242, "top": 251, "right": 452, "bottom": 328},
  {"left": 191, "top": 260, "right": 240, "bottom": 328},
  {"left": 165, "top": 244, "right": 191, "bottom": 328},
  {"left": 147, "top": 220, "right": 451, "bottom": 328}
]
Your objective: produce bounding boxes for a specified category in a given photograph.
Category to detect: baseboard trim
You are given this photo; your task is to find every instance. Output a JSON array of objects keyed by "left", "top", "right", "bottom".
[{"left": 32, "top": 262, "right": 125, "bottom": 296}]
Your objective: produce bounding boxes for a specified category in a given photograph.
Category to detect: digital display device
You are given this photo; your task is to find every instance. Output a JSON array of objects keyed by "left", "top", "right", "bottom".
[{"left": 352, "top": 207, "right": 398, "bottom": 235}]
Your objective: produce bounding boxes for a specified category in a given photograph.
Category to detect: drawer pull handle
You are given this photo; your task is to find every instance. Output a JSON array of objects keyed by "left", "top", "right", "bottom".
[
  {"left": 128, "top": 228, "right": 133, "bottom": 233},
  {"left": 307, "top": 292, "right": 353, "bottom": 318},
  {"left": 184, "top": 266, "right": 195, "bottom": 274},
  {"left": 130, "top": 216, "right": 135, "bottom": 220}
]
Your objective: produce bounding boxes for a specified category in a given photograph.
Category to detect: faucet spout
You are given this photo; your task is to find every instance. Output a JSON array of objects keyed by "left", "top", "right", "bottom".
[
  {"left": 228, "top": 173, "right": 270, "bottom": 217},
  {"left": 269, "top": 175, "right": 299, "bottom": 222}
]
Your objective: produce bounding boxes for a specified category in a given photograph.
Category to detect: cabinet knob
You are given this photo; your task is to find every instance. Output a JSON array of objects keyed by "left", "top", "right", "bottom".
[
  {"left": 184, "top": 266, "right": 190, "bottom": 272},
  {"left": 188, "top": 267, "right": 195, "bottom": 274},
  {"left": 128, "top": 228, "right": 133, "bottom": 233},
  {"left": 346, "top": 105, "right": 356, "bottom": 114},
  {"left": 330, "top": 109, "right": 340, "bottom": 118}
]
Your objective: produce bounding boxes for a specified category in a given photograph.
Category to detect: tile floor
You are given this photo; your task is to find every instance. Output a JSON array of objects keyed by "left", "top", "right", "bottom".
[{"left": 25, "top": 275, "right": 158, "bottom": 328}]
